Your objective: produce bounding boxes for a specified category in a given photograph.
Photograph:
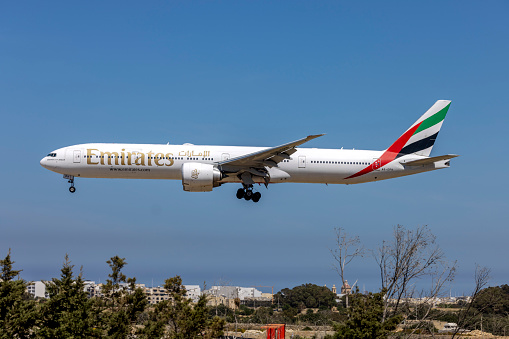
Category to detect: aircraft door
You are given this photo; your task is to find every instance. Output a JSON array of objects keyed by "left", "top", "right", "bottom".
[
  {"left": 221, "top": 153, "right": 230, "bottom": 161},
  {"left": 372, "top": 158, "right": 381, "bottom": 171},
  {"left": 298, "top": 156, "right": 306, "bottom": 168},
  {"left": 73, "top": 150, "right": 82, "bottom": 163}
]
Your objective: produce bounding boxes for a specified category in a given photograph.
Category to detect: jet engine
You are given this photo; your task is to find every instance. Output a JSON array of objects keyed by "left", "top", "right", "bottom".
[{"left": 181, "top": 163, "right": 222, "bottom": 192}]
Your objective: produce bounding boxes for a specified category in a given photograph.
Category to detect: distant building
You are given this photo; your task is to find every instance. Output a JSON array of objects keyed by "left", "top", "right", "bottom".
[
  {"left": 205, "top": 286, "right": 238, "bottom": 300},
  {"left": 341, "top": 280, "right": 352, "bottom": 295},
  {"left": 261, "top": 292, "right": 273, "bottom": 300},
  {"left": 239, "top": 287, "right": 262, "bottom": 300},
  {"left": 204, "top": 286, "right": 263, "bottom": 301},
  {"left": 206, "top": 294, "right": 230, "bottom": 308},
  {"left": 144, "top": 286, "right": 169, "bottom": 304},
  {"left": 184, "top": 285, "right": 201, "bottom": 303},
  {"left": 84, "top": 280, "right": 102, "bottom": 298},
  {"left": 142, "top": 284, "right": 203, "bottom": 304},
  {"left": 27, "top": 281, "right": 48, "bottom": 298},
  {"left": 203, "top": 286, "right": 271, "bottom": 309}
]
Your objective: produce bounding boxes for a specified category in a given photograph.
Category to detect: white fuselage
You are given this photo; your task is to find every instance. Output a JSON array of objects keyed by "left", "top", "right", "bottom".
[{"left": 40, "top": 143, "right": 449, "bottom": 186}]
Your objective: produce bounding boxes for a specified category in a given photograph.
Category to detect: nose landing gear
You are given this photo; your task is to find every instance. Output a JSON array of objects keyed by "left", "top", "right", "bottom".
[
  {"left": 64, "top": 175, "right": 76, "bottom": 193},
  {"left": 236, "top": 185, "right": 261, "bottom": 203}
]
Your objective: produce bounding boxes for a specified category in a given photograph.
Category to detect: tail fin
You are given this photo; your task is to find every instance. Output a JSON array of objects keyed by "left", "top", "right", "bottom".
[
  {"left": 387, "top": 100, "right": 451, "bottom": 157},
  {"left": 346, "top": 100, "right": 451, "bottom": 180}
]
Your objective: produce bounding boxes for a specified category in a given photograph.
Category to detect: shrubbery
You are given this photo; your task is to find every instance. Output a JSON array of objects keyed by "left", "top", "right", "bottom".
[{"left": 0, "top": 250, "right": 224, "bottom": 338}]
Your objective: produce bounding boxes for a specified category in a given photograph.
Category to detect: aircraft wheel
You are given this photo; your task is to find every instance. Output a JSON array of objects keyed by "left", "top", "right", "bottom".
[
  {"left": 236, "top": 188, "right": 245, "bottom": 199},
  {"left": 244, "top": 190, "right": 252, "bottom": 201},
  {"left": 69, "top": 186, "right": 76, "bottom": 193},
  {"left": 252, "top": 192, "right": 261, "bottom": 203}
]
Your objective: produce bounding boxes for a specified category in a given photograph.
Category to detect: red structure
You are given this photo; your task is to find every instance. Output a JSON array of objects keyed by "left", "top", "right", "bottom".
[{"left": 262, "top": 324, "right": 285, "bottom": 339}]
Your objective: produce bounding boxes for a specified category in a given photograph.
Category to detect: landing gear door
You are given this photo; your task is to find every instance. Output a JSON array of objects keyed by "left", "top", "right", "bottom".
[
  {"left": 372, "top": 158, "right": 381, "bottom": 171},
  {"left": 298, "top": 156, "right": 306, "bottom": 168},
  {"left": 73, "top": 150, "right": 82, "bottom": 163}
]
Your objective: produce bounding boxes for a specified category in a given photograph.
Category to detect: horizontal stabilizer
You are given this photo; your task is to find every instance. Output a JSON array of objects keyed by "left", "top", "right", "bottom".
[{"left": 404, "top": 154, "right": 459, "bottom": 166}]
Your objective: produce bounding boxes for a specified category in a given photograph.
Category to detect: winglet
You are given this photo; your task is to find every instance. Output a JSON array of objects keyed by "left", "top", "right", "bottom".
[{"left": 304, "top": 134, "right": 325, "bottom": 142}]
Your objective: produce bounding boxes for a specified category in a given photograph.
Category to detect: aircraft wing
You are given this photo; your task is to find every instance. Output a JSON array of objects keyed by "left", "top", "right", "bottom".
[
  {"left": 218, "top": 134, "right": 325, "bottom": 168},
  {"left": 403, "top": 154, "right": 459, "bottom": 166}
]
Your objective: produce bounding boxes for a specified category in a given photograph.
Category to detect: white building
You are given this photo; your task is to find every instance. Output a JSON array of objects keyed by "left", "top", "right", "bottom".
[
  {"left": 205, "top": 286, "right": 238, "bottom": 299},
  {"left": 204, "top": 286, "right": 262, "bottom": 301},
  {"left": 27, "top": 281, "right": 48, "bottom": 298},
  {"left": 184, "top": 285, "right": 202, "bottom": 303},
  {"left": 238, "top": 287, "right": 262, "bottom": 300}
]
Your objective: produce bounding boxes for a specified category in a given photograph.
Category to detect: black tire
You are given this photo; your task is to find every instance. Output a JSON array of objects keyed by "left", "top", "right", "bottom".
[
  {"left": 69, "top": 186, "right": 76, "bottom": 193},
  {"left": 236, "top": 188, "right": 245, "bottom": 199},
  {"left": 244, "top": 192, "right": 252, "bottom": 201},
  {"left": 252, "top": 192, "right": 261, "bottom": 203}
]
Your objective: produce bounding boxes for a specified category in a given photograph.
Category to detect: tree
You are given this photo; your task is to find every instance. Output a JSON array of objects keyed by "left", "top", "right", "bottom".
[
  {"left": 37, "top": 254, "right": 100, "bottom": 338},
  {"left": 139, "top": 275, "right": 225, "bottom": 339},
  {"left": 451, "top": 265, "right": 491, "bottom": 338},
  {"left": 99, "top": 255, "right": 148, "bottom": 338},
  {"left": 298, "top": 308, "right": 337, "bottom": 328},
  {"left": 373, "top": 225, "right": 455, "bottom": 323},
  {"left": 330, "top": 227, "right": 364, "bottom": 308},
  {"left": 275, "top": 283, "right": 338, "bottom": 312},
  {"left": 233, "top": 297, "right": 240, "bottom": 334},
  {"left": 328, "top": 288, "right": 402, "bottom": 339},
  {"left": 251, "top": 306, "right": 273, "bottom": 324},
  {"left": 0, "top": 249, "right": 37, "bottom": 339},
  {"left": 470, "top": 280, "right": 508, "bottom": 316}
]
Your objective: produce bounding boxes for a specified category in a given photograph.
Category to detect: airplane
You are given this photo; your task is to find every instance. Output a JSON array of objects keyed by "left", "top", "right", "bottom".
[{"left": 40, "top": 100, "right": 457, "bottom": 203}]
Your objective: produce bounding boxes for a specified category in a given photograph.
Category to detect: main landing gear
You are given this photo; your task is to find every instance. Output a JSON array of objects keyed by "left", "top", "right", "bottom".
[
  {"left": 236, "top": 185, "right": 261, "bottom": 203},
  {"left": 64, "top": 175, "right": 76, "bottom": 193}
]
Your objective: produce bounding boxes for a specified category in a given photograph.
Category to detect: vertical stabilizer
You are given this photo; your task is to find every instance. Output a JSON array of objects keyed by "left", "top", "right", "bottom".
[
  {"left": 396, "top": 100, "right": 451, "bottom": 157},
  {"left": 346, "top": 100, "right": 452, "bottom": 180}
]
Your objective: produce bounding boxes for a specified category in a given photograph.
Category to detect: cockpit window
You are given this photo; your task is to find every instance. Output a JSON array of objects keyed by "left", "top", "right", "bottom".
[{"left": 47, "top": 153, "right": 57, "bottom": 157}]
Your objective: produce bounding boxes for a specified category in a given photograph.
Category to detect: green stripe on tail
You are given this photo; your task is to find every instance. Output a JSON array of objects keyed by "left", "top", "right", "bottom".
[{"left": 413, "top": 103, "right": 450, "bottom": 135}]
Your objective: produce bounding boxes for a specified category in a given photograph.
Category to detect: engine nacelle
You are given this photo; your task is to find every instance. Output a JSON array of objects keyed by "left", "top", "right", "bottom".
[{"left": 181, "top": 162, "right": 222, "bottom": 192}]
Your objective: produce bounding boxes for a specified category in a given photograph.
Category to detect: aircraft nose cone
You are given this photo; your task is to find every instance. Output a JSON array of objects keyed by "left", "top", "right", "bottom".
[{"left": 40, "top": 157, "right": 48, "bottom": 168}]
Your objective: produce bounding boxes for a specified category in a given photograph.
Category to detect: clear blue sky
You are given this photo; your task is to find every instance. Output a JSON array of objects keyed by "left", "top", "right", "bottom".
[{"left": 1, "top": 1, "right": 508, "bottom": 294}]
